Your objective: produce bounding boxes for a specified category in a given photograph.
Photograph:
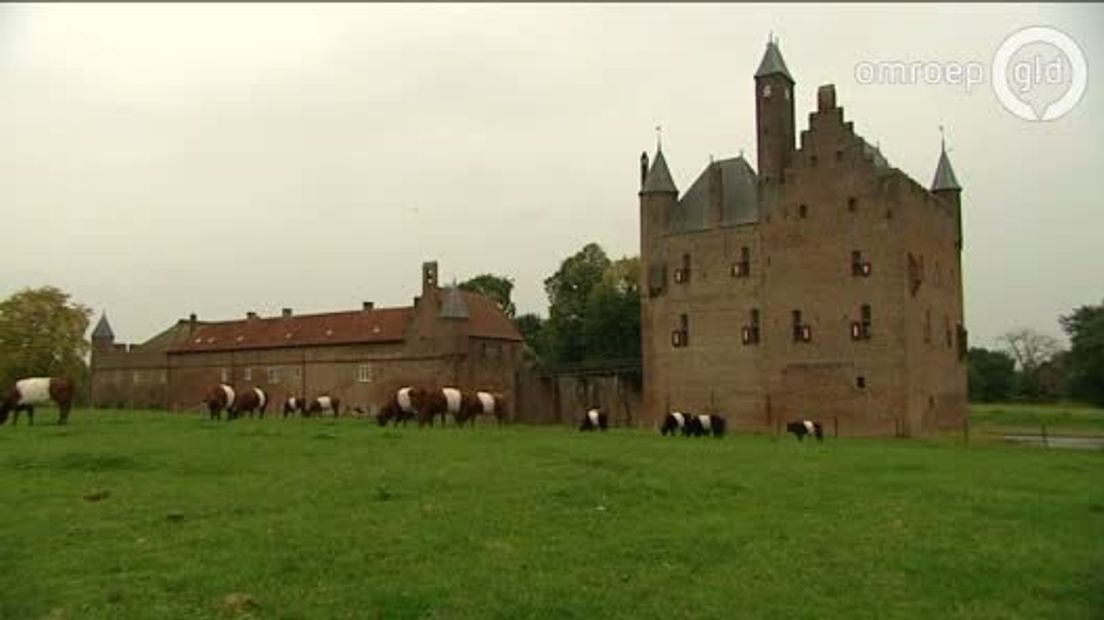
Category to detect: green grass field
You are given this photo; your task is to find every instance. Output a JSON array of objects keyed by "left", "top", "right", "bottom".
[
  {"left": 1, "top": 410, "right": 1102, "bottom": 619},
  {"left": 969, "top": 403, "right": 1104, "bottom": 436}
]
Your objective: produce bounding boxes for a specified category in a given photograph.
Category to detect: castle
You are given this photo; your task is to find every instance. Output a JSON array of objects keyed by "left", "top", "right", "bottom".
[
  {"left": 638, "top": 40, "right": 967, "bottom": 436},
  {"left": 90, "top": 262, "right": 523, "bottom": 413}
]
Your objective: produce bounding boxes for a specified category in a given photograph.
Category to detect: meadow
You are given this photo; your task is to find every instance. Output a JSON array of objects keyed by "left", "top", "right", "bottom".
[{"left": 1, "top": 409, "right": 1101, "bottom": 619}]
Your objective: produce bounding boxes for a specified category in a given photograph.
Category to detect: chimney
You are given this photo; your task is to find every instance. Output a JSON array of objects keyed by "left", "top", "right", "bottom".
[
  {"left": 246, "top": 311, "right": 259, "bottom": 321},
  {"left": 413, "top": 296, "right": 420, "bottom": 308},
  {"left": 188, "top": 313, "right": 197, "bottom": 332},
  {"left": 362, "top": 301, "right": 374, "bottom": 311},
  {"left": 282, "top": 307, "right": 293, "bottom": 318},
  {"left": 422, "top": 261, "right": 439, "bottom": 296}
]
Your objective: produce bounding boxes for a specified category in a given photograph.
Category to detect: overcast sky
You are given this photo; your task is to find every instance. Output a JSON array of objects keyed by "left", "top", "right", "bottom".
[{"left": 1, "top": 3, "right": 1101, "bottom": 349}]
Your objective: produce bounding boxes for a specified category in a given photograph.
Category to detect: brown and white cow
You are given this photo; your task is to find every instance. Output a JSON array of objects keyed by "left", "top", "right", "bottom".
[
  {"left": 419, "top": 387, "right": 483, "bottom": 428},
  {"left": 1, "top": 377, "right": 75, "bottom": 426},
  {"left": 455, "top": 390, "right": 509, "bottom": 427},
  {"left": 283, "top": 396, "right": 304, "bottom": 418},
  {"left": 305, "top": 395, "right": 340, "bottom": 418},
  {"left": 230, "top": 387, "right": 269, "bottom": 420},
  {"left": 377, "top": 386, "right": 425, "bottom": 427},
  {"left": 203, "top": 384, "right": 235, "bottom": 421}
]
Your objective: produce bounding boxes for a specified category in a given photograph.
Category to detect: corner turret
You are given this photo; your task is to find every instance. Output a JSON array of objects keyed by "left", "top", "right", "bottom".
[{"left": 755, "top": 37, "right": 796, "bottom": 184}]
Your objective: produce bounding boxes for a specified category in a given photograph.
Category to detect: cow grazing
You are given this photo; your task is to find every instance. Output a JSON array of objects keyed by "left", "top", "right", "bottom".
[
  {"left": 305, "top": 395, "right": 341, "bottom": 418},
  {"left": 283, "top": 396, "right": 304, "bottom": 418},
  {"left": 579, "top": 408, "right": 608, "bottom": 432},
  {"left": 687, "top": 413, "right": 727, "bottom": 438},
  {"left": 660, "top": 411, "right": 689, "bottom": 436},
  {"left": 787, "top": 419, "right": 824, "bottom": 442},
  {"left": 203, "top": 384, "right": 236, "bottom": 421},
  {"left": 473, "top": 391, "right": 508, "bottom": 426},
  {"left": 230, "top": 387, "right": 268, "bottom": 420},
  {"left": 1, "top": 377, "right": 75, "bottom": 426},
  {"left": 377, "top": 386, "right": 424, "bottom": 427},
  {"left": 420, "top": 387, "right": 481, "bottom": 427}
]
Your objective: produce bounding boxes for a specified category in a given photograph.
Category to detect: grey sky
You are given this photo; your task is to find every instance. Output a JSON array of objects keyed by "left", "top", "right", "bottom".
[{"left": 2, "top": 3, "right": 1101, "bottom": 350}]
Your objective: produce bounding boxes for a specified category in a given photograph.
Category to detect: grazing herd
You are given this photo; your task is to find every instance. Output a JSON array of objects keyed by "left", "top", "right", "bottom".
[{"left": 2, "top": 375, "right": 827, "bottom": 443}]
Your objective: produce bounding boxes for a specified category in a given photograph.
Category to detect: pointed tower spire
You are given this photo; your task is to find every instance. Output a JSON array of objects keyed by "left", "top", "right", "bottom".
[
  {"left": 755, "top": 38, "right": 794, "bottom": 82},
  {"left": 641, "top": 146, "right": 678, "bottom": 195},
  {"left": 931, "top": 134, "right": 961, "bottom": 191},
  {"left": 92, "top": 312, "right": 115, "bottom": 341}
]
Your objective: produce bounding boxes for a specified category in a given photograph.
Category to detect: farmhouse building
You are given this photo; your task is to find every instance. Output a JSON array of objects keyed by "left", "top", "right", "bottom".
[
  {"left": 90, "top": 261, "right": 523, "bottom": 413},
  {"left": 639, "top": 40, "right": 967, "bottom": 436}
]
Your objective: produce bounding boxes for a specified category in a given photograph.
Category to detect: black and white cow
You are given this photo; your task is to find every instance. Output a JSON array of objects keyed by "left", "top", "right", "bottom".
[
  {"left": 230, "top": 387, "right": 268, "bottom": 420},
  {"left": 203, "top": 384, "right": 235, "bottom": 421},
  {"left": 305, "top": 395, "right": 340, "bottom": 418},
  {"left": 786, "top": 419, "right": 824, "bottom": 442},
  {"left": 686, "top": 413, "right": 727, "bottom": 438},
  {"left": 283, "top": 396, "right": 304, "bottom": 418},
  {"left": 660, "top": 411, "right": 690, "bottom": 436},
  {"left": 579, "top": 408, "right": 608, "bottom": 432}
]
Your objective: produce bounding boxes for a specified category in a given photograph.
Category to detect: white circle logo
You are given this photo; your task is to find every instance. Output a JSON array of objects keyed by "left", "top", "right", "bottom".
[{"left": 992, "top": 26, "right": 1088, "bottom": 121}]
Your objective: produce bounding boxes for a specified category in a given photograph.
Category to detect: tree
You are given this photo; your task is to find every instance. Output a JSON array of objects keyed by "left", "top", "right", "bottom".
[
  {"left": 967, "top": 347, "right": 1017, "bottom": 402},
  {"left": 543, "top": 243, "right": 611, "bottom": 364},
  {"left": 0, "top": 287, "right": 92, "bottom": 392},
  {"left": 998, "top": 328, "right": 1065, "bottom": 401},
  {"left": 1060, "top": 301, "right": 1104, "bottom": 406},
  {"left": 540, "top": 244, "right": 642, "bottom": 365},
  {"left": 998, "top": 328, "right": 1062, "bottom": 374},
  {"left": 459, "top": 274, "right": 516, "bottom": 318},
  {"left": 513, "top": 312, "right": 547, "bottom": 360}
]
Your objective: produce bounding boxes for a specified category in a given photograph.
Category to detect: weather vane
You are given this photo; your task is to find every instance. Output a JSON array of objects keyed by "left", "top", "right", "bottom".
[{"left": 655, "top": 124, "right": 663, "bottom": 151}]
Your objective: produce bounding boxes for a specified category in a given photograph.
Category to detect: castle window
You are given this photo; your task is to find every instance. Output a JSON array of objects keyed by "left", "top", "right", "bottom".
[
  {"left": 220, "top": 368, "right": 229, "bottom": 383},
  {"left": 792, "top": 310, "right": 811, "bottom": 342},
  {"left": 357, "top": 364, "right": 373, "bottom": 383},
  {"left": 674, "top": 253, "right": 691, "bottom": 284},
  {"left": 743, "top": 308, "right": 761, "bottom": 345},
  {"left": 908, "top": 253, "right": 923, "bottom": 297},
  {"left": 851, "top": 250, "right": 871, "bottom": 277},
  {"left": 732, "top": 246, "right": 751, "bottom": 278},
  {"left": 810, "top": 155, "right": 818, "bottom": 167},
  {"left": 268, "top": 368, "right": 279, "bottom": 384},
  {"left": 648, "top": 263, "right": 667, "bottom": 297},
  {"left": 799, "top": 204, "right": 808, "bottom": 218},
  {"left": 850, "top": 304, "right": 872, "bottom": 341},
  {"left": 672, "top": 313, "right": 689, "bottom": 348},
  {"left": 848, "top": 197, "right": 857, "bottom": 212},
  {"left": 836, "top": 150, "right": 844, "bottom": 163},
  {"left": 243, "top": 367, "right": 252, "bottom": 382},
  {"left": 856, "top": 376, "right": 866, "bottom": 389}
]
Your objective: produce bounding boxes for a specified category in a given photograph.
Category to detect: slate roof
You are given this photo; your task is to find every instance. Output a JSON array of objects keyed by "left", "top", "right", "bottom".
[
  {"left": 439, "top": 285, "right": 470, "bottom": 319},
  {"left": 931, "top": 149, "right": 961, "bottom": 191},
  {"left": 755, "top": 40, "right": 793, "bottom": 82},
  {"left": 641, "top": 149, "right": 678, "bottom": 194},
  {"left": 91, "top": 313, "right": 114, "bottom": 340},
  {"left": 669, "top": 156, "right": 759, "bottom": 232}
]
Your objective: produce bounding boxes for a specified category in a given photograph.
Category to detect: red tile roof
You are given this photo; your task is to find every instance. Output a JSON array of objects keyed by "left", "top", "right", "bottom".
[
  {"left": 461, "top": 291, "right": 523, "bottom": 341},
  {"left": 168, "top": 307, "right": 414, "bottom": 353}
]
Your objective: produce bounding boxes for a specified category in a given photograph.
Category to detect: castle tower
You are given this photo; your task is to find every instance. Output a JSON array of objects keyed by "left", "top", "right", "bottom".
[
  {"left": 754, "top": 38, "right": 796, "bottom": 184},
  {"left": 639, "top": 145, "right": 678, "bottom": 283},
  {"left": 639, "top": 145, "right": 678, "bottom": 421},
  {"left": 91, "top": 312, "right": 115, "bottom": 354},
  {"left": 931, "top": 140, "right": 963, "bottom": 249}
]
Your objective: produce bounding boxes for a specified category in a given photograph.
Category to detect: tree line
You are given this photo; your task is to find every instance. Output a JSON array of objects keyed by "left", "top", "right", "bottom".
[{"left": 968, "top": 303, "right": 1104, "bottom": 406}]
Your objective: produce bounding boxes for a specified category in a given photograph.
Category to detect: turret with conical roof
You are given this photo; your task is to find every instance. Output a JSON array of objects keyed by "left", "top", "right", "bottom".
[
  {"left": 92, "top": 312, "right": 115, "bottom": 351},
  {"left": 755, "top": 37, "right": 796, "bottom": 184},
  {"left": 641, "top": 147, "right": 678, "bottom": 195},
  {"left": 931, "top": 138, "right": 963, "bottom": 249},
  {"left": 639, "top": 143, "right": 679, "bottom": 300}
]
